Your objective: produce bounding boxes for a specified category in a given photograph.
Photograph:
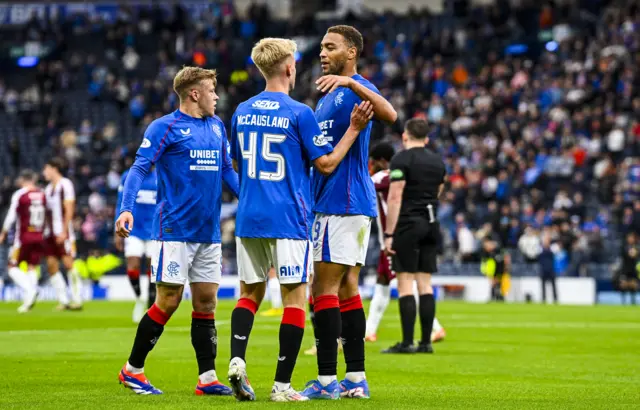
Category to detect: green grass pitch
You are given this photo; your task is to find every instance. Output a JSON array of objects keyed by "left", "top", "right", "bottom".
[{"left": 1, "top": 300, "right": 639, "bottom": 409}]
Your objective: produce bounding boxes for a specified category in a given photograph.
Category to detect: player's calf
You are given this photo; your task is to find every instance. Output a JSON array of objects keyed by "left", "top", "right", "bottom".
[
  {"left": 191, "top": 284, "right": 231, "bottom": 396},
  {"left": 271, "top": 283, "right": 308, "bottom": 401}
]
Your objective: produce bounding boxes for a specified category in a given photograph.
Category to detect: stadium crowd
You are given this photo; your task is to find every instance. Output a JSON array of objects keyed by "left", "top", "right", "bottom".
[{"left": 1, "top": 0, "right": 639, "bottom": 279}]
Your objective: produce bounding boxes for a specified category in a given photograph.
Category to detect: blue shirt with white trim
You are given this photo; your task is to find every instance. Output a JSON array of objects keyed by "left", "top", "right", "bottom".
[
  {"left": 120, "top": 109, "right": 239, "bottom": 244},
  {"left": 312, "top": 74, "right": 381, "bottom": 217},
  {"left": 230, "top": 91, "right": 333, "bottom": 240}
]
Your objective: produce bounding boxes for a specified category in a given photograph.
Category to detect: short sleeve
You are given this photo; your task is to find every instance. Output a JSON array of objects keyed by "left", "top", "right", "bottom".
[
  {"left": 297, "top": 106, "right": 333, "bottom": 161},
  {"left": 389, "top": 153, "right": 408, "bottom": 182},
  {"left": 229, "top": 112, "right": 238, "bottom": 161},
  {"left": 136, "top": 119, "right": 172, "bottom": 163},
  {"left": 61, "top": 179, "right": 76, "bottom": 201}
]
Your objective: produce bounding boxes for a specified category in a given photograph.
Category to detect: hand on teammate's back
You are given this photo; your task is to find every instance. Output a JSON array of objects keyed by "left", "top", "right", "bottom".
[
  {"left": 115, "top": 211, "right": 134, "bottom": 238},
  {"left": 350, "top": 101, "right": 374, "bottom": 131}
]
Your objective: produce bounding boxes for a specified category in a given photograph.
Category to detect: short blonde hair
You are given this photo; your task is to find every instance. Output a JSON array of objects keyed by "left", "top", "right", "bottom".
[
  {"left": 251, "top": 38, "right": 297, "bottom": 79},
  {"left": 173, "top": 66, "right": 218, "bottom": 100}
]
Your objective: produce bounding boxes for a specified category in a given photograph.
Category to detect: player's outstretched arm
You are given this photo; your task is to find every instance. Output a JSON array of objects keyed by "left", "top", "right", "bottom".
[
  {"left": 314, "top": 100, "right": 374, "bottom": 175},
  {"left": 316, "top": 75, "right": 397, "bottom": 123}
]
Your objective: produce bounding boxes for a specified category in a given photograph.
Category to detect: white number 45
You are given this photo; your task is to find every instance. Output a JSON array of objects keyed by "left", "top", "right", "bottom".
[{"left": 238, "top": 132, "right": 286, "bottom": 181}]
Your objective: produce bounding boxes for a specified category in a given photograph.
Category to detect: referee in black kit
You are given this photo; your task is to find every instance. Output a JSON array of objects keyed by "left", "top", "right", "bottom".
[{"left": 382, "top": 119, "right": 446, "bottom": 354}]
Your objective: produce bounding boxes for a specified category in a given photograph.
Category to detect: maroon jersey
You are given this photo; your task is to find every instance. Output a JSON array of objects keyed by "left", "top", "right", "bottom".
[
  {"left": 2, "top": 187, "right": 47, "bottom": 245},
  {"left": 372, "top": 170, "right": 395, "bottom": 281}
]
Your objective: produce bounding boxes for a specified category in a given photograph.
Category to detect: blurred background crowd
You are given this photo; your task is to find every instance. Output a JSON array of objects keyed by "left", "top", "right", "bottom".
[{"left": 0, "top": 0, "right": 638, "bottom": 283}]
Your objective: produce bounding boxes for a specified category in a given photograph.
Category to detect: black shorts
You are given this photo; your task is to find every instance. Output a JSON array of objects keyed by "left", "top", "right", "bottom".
[{"left": 392, "top": 218, "right": 439, "bottom": 274}]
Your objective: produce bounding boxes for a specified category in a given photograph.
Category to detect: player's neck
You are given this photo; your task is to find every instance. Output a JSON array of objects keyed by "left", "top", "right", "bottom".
[
  {"left": 404, "top": 141, "right": 425, "bottom": 150},
  {"left": 340, "top": 64, "right": 357, "bottom": 78},
  {"left": 264, "top": 79, "right": 290, "bottom": 95},
  {"left": 51, "top": 175, "right": 62, "bottom": 185},
  {"left": 179, "top": 103, "right": 204, "bottom": 119}
]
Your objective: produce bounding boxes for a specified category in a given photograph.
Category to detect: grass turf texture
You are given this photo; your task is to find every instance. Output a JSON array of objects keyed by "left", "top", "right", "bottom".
[{"left": 1, "top": 301, "right": 639, "bottom": 409}]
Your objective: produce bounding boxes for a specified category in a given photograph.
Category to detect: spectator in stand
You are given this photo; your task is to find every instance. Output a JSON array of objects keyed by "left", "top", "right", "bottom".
[{"left": 518, "top": 226, "right": 542, "bottom": 264}]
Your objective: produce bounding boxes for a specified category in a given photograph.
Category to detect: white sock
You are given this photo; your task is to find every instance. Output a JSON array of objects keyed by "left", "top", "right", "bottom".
[
  {"left": 268, "top": 277, "right": 282, "bottom": 309},
  {"left": 345, "top": 371, "right": 366, "bottom": 383},
  {"left": 318, "top": 375, "right": 336, "bottom": 386},
  {"left": 366, "top": 284, "right": 390, "bottom": 336},
  {"left": 8, "top": 267, "right": 30, "bottom": 294},
  {"left": 273, "top": 381, "right": 290, "bottom": 391},
  {"left": 50, "top": 272, "right": 70, "bottom": 305},
  {"left": 199, "top": 369, "right": 218, "bottom": 384},
  {"left": 125, "top": 362, "right": 144, "bottom": 374},
  {"left": 68, "top": 268, "right": 83, "bottom": 305},
  {"left": 432, "top": 317, "right": 442, "bottom": 332},
  {"left": 27, "top": 270, "right": 38, "bottom": 289}
]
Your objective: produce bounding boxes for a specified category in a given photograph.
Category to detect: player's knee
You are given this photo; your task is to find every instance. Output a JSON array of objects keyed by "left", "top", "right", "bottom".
[
  {"left": 416, "top": 273, "right": 432, "bottom": 294},
  {"left": 46, "top": 257, "right": 58, "bottom": 274},
  {"left": 396, "top": 274, "right": 414, "bottom": 297},
  {"left": 239, "top": 281, "right": 266, "bottom": 307},
  {"left": 281, "top": 283, "right": 306, "bottom": 309},
  {"left": 156, "top": 286, "right": 183, "bottom": 314},
  {"left": 192, "top": 289, "right": 217, "bottom": 313},
  {"left": 127, "top": 257, "right": 141, "bottom": 271}
]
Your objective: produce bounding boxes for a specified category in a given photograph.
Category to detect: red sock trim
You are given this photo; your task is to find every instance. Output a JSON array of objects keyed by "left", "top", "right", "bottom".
[
  {"left": 313, "top": 294, "right": 339, "bottom": 312},
  {"left": 340, "top": 294, "right": 363, "bottom": 313},
  {"left": 282, "top": 307, "right": 306, "bottom": 328},
  {"left": 308, "top": 294, "right": 314, "bottom": 305},
  {"left": 147, "top": 303, "right": 170, "bottom": 325},
  {"left": 127, "top": 269, "right": 140, "bottom": 280},
  {"left": 192, "top": 311, "right": 215, "bottom": 320},
  {"left": 236, "top": 298, "right": 258, "bottom": 315}
]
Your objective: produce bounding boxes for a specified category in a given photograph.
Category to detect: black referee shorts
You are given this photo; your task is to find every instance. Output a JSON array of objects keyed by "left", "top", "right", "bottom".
[{"left": 391, "top": 217, "right": 439, "bottom": 274}]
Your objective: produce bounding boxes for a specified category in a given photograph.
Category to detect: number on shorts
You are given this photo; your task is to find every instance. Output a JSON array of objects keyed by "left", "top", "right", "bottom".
[
  {"left": 313, "top": 220, "right": 321, "bottom": 243},
  {"left": 29, "top": 204, "right": 46, "bottom": 229},
  {"left": 427, "top": 204, "right": 435, "bottom": 223},
  {"left": 237, "top": 131, "right": 286, "bottom": 181}
]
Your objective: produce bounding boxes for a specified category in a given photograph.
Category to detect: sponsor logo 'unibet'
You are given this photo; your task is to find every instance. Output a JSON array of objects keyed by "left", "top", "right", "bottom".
[{"left": 190, "top": 150, "right": 220, "bottom": 159}]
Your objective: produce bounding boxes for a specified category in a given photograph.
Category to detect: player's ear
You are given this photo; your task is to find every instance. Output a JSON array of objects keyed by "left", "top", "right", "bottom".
[
  {"left": 190, "top": 87, "right": 199, "bottom": 102},
  {"left": 347, "top": 46, "right": 357, "bottom": 60}
]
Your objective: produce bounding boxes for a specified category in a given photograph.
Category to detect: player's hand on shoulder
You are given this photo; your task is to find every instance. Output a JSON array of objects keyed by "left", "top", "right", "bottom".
[
  {"left": 115, "top": 211, "right": 134, "bottom": 238},
  {"left": 349, "top": 101, "right": 374, "bottom": 131},
  {"left": 316, "top": 75, "right": 352, "bottom": 93}
]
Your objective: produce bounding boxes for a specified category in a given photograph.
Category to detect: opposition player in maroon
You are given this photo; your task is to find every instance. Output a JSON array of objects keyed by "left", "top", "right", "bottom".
[
  {"left": 364, "top": 144, "right": 446, "bottom": 344},
  {"left": 0, "top": 170, "right": 47, "bottom": 313}
]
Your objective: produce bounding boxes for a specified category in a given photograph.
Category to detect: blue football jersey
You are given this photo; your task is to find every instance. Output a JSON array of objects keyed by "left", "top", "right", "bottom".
[
  {"left": 312, "top": 74, "right": 381, "bottom": 217},
  {"left": 131, "top": 110, "right": 235, "bottom": 243},
  {"left": 116, "top": 168, "right": 157, "bottom": 240},
  {"left": 230, "top": 91, "right": 333, "bottom": 239}
]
